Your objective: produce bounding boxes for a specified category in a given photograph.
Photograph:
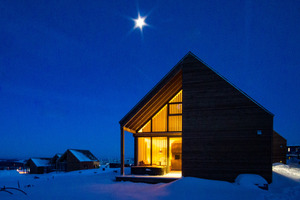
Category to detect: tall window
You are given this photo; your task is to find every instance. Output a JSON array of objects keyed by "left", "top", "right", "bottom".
[
  {"left": 137, "top": 137, "right": 151, "bottom": 165},
  {"left": 138, "top": 90, "right": 182, "bottom": 133},
  {"left": 152, "top": 137, "right": 167, "bottom": 166},
  {"left": 152, "top": 105, "right": 167, "bottom": 132}
]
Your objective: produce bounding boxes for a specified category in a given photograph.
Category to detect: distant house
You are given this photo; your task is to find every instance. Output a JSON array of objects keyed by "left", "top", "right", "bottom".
[
  {"left": 26, "top": 158, "right": 52, "bottom": 174},
  {"left": 287, "top": 145, "right": 300, "bottom": 164},
  {"left": 50, "top": 153, "right": 62, "bottom": 170},
  {"left": 0, "top": 159, "right": 25, "bottom": 170},
  {"left": 272, "top": 131, "right": 287, "bottom": 164},
  {"left": 287, "top": 146, "right": 300, "bottom": 157},
  {"left": 57, "top": 149, "right": 99, "bottom": 172},
  {"left": 119, "top": 52, "right": 274, "bottom": 183}
]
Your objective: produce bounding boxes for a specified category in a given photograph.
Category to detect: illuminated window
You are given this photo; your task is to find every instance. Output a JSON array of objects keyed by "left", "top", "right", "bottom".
[
  {"left": 152, "top": 137, "right": 167, "bottom": 166},
  {"left": 137, "top": 137, "right": 151, "bottom": 166},
  {"left": 138, "top": 121, "right": 151, "bottom": 133},
  {"left": 169, "top": 103, "right": 182, "bottom": 114},
  {"left": 152, "top": 105, "right": 167, "bottom": 132},
  {"left": 169, "top": 90, "right": 182, "bottom": 103},
  {"left": 169, "top": 115, "right": 182, "bottom": 131},
  {"left": 137, "top": 90, "right": 182, "bottom": 133}
]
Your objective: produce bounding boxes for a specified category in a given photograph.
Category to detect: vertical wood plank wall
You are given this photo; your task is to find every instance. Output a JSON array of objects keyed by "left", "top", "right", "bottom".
[{"left": 182, "top": 55, "right": 273, "bottom": 183}]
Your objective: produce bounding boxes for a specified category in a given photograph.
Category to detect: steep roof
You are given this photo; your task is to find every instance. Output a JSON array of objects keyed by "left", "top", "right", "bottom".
[
  {"left": 69, "top": 149, "right": 99, "bottom": 162},
  {"left": 120, "top": 52, "right": 273, "bottom": 132},
  {"left": 119, "top": 55, "right": 183, "bottom": 132}
]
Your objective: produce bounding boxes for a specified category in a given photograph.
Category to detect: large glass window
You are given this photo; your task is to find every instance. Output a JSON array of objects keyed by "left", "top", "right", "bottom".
[
  {"left": 137, "top": 137, "right": 151, "bottom": 166},
  {"left": 138, "top": 90, "right": 182, "bottom": 133},
  {"left": 137, "top": 137, "right": 181, "bottom": 171},
  {"left": 152, "top": 137, "right": 167, "bottom": 166}
]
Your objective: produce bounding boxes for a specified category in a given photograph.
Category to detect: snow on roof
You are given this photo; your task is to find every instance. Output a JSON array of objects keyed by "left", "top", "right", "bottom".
[
  {"left": 54, "top": 153, "right": 62, "bottom": 158},
  {"left": 31, "top": 158, "right": 51, "bottom": 167},
  {"left": 69, "top": 149, "right": 98, "bottom": 162}
]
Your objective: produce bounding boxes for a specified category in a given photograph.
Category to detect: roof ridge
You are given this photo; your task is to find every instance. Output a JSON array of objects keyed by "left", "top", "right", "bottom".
[
  {"left": 185, "top": 53, "right": 274, "bottom": 116},
  {"left": 119, "top": 51, "right": 274, "bottom": 128}
]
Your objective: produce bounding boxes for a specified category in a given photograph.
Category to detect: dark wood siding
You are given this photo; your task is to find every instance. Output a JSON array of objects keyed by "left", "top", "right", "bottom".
[
  {"left": 272, "top": 131, "right": 287, "bottom": 164},
  {"left": 182, "top": 55, "right": 273, "bottom": 183}
]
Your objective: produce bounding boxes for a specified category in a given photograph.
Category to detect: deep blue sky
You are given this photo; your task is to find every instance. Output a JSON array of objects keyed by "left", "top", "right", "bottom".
[{"left": 0, "top": 0, "right": 299, "bottom": 159}]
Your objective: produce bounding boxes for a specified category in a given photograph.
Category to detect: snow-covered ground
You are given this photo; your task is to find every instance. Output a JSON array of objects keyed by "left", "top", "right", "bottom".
[{"left": 1, "top": 164, "right": 300, "bottom": 200}]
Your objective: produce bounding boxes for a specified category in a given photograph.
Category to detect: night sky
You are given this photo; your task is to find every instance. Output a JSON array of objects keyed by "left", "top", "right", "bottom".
[{"left": 1, "top": 0, "right": 299, "bottom": 159}]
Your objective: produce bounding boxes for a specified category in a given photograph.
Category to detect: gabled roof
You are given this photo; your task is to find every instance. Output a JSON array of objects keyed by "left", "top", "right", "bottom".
[
  {"left": 119, "top": 55, "right": 184, "bottom": 132},
  {"left": 52, "top": 153, "right": 62, "bottom": 158},
  {"left": 120, "top": 52, "right": 273, "bottom": 132},
  {"left": 68, "top": 149, "right": 99, "bottom": 162},
  {"left": 30, "top": 158, "right": 51, "bottom": 167}
]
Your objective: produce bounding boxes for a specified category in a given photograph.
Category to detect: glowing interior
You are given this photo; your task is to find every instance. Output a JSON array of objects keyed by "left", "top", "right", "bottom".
[
  {"left": 137, "top": 90, "right": 182, "bottom": 173},
  {"left": 138, "top": 90, "right": 182, "bottom": 133}
]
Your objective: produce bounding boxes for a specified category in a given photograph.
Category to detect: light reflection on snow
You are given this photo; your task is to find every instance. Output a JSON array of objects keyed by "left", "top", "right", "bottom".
[{"left": 273, "top": 163, "right": 300, "bottom": 180}]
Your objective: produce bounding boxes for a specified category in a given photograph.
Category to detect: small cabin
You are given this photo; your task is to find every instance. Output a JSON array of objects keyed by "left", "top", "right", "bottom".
[
  {"left": 26, "top": 158, "right": 52, "bottom": 174},
  {"left": 57, "top": 149, "right": 99, "bottom": 172},
  {"left": 119, "top": 52, "right": 274, "bottom": 183}
]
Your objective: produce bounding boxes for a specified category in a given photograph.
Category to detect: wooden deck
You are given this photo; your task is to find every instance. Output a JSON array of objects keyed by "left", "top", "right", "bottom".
[{"left": 115, "top": 175, "right": 180, "bottom": 184}]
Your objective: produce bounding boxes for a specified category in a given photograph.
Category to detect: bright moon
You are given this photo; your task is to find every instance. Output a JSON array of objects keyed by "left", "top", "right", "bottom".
[{"left": 134, "top": 15, "right": 147, "bottom": 31}]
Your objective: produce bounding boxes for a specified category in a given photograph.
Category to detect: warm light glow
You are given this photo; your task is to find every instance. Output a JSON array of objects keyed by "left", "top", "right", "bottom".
[
  {"left": 16, "top": 169, "right": 28, "bottom": 174},
  {"left": 152, "top": 137, "right": 167, "bottom": 166},
  {"left": 138, "top": 121, "right": 151, "bottom": 133},
  {"left": 169, "top": 90, "right": 182, "bottom": 103},
  {"left": 137, "top": 137, "right": 182, "bottom": 172},
  {"left": 134, "top": 15, "right": 147, "bottom": 31},
  {"left": 169, "top": 138, "right": 182, "bottom": 171},
  {"left": 164, "top": 171, "right": 182, "bottom": 178},
  {"left": 138, "top": 137, "right": 151, "bottom": 165},
  {"left": 152, "top": 105, "right": 167, "bottom": 132},
  {"left": 138, "top": 90, "right": 182, "bottom": 133}
]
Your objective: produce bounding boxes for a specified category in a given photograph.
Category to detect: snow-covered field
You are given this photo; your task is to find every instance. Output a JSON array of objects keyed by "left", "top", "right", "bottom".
[{"left": 1, "top": 164, "right": 300, "bottom": 200}]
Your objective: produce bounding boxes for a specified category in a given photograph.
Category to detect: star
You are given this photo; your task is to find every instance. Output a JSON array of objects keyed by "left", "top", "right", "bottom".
[{"left": 134, "top": 14, "right": 147, "bottom": 31}]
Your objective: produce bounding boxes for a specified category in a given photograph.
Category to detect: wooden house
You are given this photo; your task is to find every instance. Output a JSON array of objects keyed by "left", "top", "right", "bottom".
[
  {"left": 119, "top": 52, "right": 274, "bottom": 183},
  {"left": 272, "top": 131, "right": 287, "bottom": 164},
  {"left": 26, "top": 158, "right": 52, "bottom": 174},
  {"left": 57, "top": 149, "right": 99, "bottom": 172}
]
